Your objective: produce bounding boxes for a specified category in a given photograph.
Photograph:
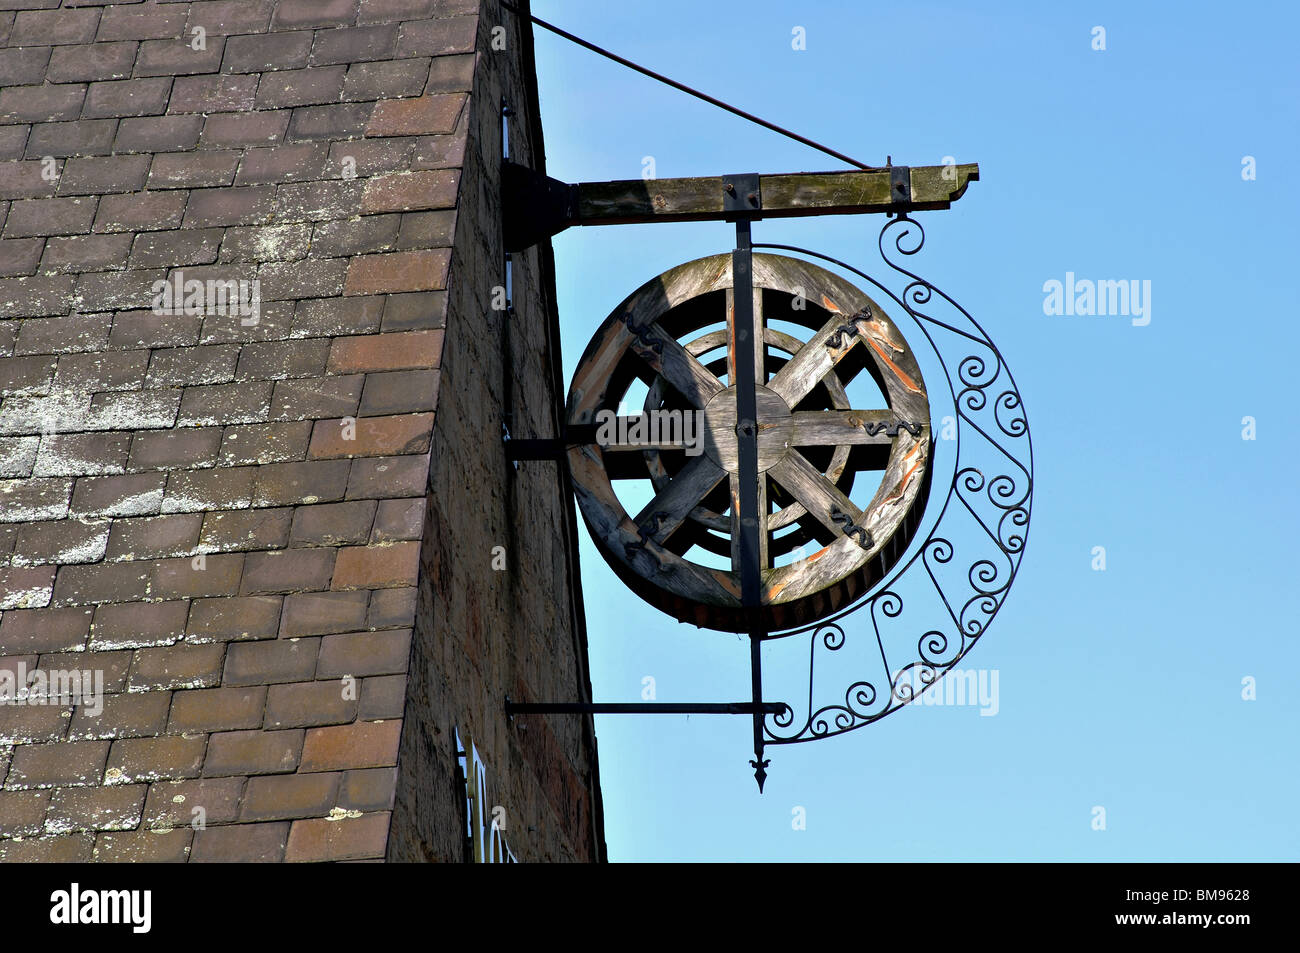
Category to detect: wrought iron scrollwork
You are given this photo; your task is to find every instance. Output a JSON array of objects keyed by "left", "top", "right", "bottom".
[{"left": 754, "top": 214, "right": 1034, "bottom": 745}]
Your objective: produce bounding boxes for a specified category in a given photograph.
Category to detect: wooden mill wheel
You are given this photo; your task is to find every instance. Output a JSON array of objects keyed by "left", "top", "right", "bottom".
[{"left": 567, "top": 253, "right": 932, "bottom": 632}]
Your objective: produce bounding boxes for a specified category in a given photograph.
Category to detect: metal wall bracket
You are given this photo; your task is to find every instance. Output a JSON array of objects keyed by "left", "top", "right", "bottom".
[
  {"left": 889, "top": 164, "right": 912, "bottom": 207},
  {"left": 503, "top": 424, "right": 599, "bottom": 460},
  {"left": 502, "top": 160, "right": 579, "bottom": 252}
]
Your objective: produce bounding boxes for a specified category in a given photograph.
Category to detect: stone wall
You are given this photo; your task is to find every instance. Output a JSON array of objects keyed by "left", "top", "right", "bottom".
[{"left": 0, "top": 0, "right": 603, "bottom": 863}]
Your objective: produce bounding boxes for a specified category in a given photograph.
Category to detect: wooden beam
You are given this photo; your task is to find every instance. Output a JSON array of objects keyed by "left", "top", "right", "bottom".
[{"left": 576, "top": 165, "right": 978, "bottom": 226}]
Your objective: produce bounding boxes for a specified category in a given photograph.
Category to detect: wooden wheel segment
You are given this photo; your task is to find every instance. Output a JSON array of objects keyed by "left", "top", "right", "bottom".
[{"left": 567, "top": 253, "right": 933, "bottom": 632}]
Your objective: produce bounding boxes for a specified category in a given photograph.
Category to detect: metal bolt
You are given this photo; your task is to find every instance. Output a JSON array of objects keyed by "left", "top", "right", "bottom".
[{"left": 724, "top": 183, "right": 736, "bottom": 194}]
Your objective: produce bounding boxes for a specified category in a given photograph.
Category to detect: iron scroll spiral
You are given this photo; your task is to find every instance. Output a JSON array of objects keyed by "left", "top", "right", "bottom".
[{"left": 756, "top": 214, "right": 1034, "bottom": 745}]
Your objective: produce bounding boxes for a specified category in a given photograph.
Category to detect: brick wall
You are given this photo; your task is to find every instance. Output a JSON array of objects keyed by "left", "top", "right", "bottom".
[{"left": 0, "top": 0, "right": 604, "bottom": 863}]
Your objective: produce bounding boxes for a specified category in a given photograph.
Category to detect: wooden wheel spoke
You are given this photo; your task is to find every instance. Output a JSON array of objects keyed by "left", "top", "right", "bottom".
[
  {"left": 768, "top": 310, "right": 867, "bottom": 405},
  {"left": 768, "top": 450, "right": 867, "bottom": 542},
  {"left": 790, "top": 409, "right": 904, "bottom": 447},
  {"left": 625, "top": 318, "right": 723, "bottom": 407},
  {"left": 632, "top": 454, "right": 727, "bottom": 544},
  {"left": 729, "top": 471, "right": 769, "bottom": 574}
]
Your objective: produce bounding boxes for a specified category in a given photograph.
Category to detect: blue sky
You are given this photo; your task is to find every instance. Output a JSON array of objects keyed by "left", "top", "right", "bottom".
[{"left": 533, "top": 0, "right": 1299, "bottom": 860}]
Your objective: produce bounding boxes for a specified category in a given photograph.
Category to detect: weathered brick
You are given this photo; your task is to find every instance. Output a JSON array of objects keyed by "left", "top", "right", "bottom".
[
  {"left": 39, "top": 649, "right": 131, "bottom": 694},
  {"left": 223, "top": 636, "right": 318, "bottom": 686},
  {"left": 185, "top": 0, "right": 275, "bottom": 36},
  {"left": 93, "top": 191, "right": 187, "bottom": 233},
  {"left": 128, "top": 229, "right": 223, "bottom": 270},
  {"left": 265, "top": 679, "right": 356, "bottom": 730},
  {"left": 221, "top": 30, "right": 312, "bottom": 72},
  {"left": 240, "top": 548, "right": 335, "bottom": 595},
  {"left": 234, "top": 339, "right": 330, "bottom": 382},
  {"left": 203, "top": 727, "right": 301, "bottom": 777},
  {"left": 256, "top": 66, "right": 345, "bottom": 108},
  {"left": 52, "top": 561, "right": 150, "bottom": 607},
  {"left": 411, "top": 128, "right": 467, "bottom": 171},
  {"left": 83, "top": 77, "right": 174, "bottom": 119},
  {"left": 307, "top": 413, "right": 433, "bottom": 459},
  {"left": 395, "top": 209, "right": 455, "bottom": 250},
  {"left": 40, "top": 234, "right": 134, "bottom": 274},
  {"left": 366, "top": 93, "right": 462, "bottom": 136},
  {"left": 147, "top": 151, "right": 240, "bottom": 189},
  {"left": 0, "top": 354, "right": 55, "bottom": 394},
  {"left": 161, "top": 464, "right": 256, "bottom": 513},
  {"left": 0, "top": 789, "right": 51, "bottom": 836},
  {"left": 127, "top": 427, "right": 222, "bottom": 471},
  {"left": 326, "top": 137, "right": 412, "bottom": 177},
  {"left": 0, "top": 565, "right": 57, "bottom": 608},
  {"left": 285, "top": 810, "right": 390, "bottom": 861},
  {"left": 348, "top": 454, "right": 428, "bottom": 502},
  {"left": 362, "top": 170, "right": 456, "bottom": 214},
  {"left": 152, "top": 552, "right": 244, "bottom": 599},
  {"left": 12, "top": 518, "right": 109, "bottom": 566},
  {"left": 287, "top": 102, "right": 372, "bottom": 141},
  {"left": 0, "top": 606, "right": 93, "bottom": 654},
  {"left": 115, "top": 115, "right": 204, "bottom": 154},
  {"left": 90, "top": 600, "right": 190, "bottom": 650},
  {"left": 241, "top": 770, "right": 340, "bottom": 822},
  {"left": 0, "top": 276, "right": 74, "bottom": 318},
  {"left": 0, "top": 477, "right": 72, "bottom": 522},
  {"left": 45, "top": 783, "right": 145, "bottom": 832},
  {"left": 0, "top": 703, "right": 71, "bottom": 745},
  {"left": 269, "top": 375, "right": 363, "bottom": 421},
  {"left": 136, "top": 36, "right": 225, "bottom": 76},
  {"left": 311, "top": 215, "right": 401, "bottom": 260},
  {"left": 0, "top": 47, "right": 51, "bottom": 89},
  {"left": 0, "top": 834, "right": 94, "bottom": 863},
  {"left": 57, "top": 155, "right": 151, "bottom": 196},
  {"left": 272, "top": 0, "right": 359, "bottom": 30},
  {"left": 47, "top": 41, "right": 138, "bottom": 84},
  {"left": 168, "top": 73, "right": 258, "bottom": 113},
  {"left": 168, "top": 685, "right": 266, "bottom": 733},
  {"left": 177, "top": 381, "right": 272, "bottom": 426},
  {"left": 371, "top": 497, "right": 424, "bottom": 543},
  {"left": 281, "top": 589, "right": 367, "bottom": 637},
  {"left": 0, "top": 435, "right": 38, "bottom": 477},
  {"left": 12, "top": 8, "right": 101, "bottom": 46},
  {"left": 191, "top": 820, "right": 288, "bottom": 862},
  {"left": 199, "top": 507, "right": 292, "bottom": 552},
  {"left": 141, "top": 777, "right": 243, "bottom": 828},
  {"left": 338, "top": 766, "right": 398, "bottom": 815},
  {"left": 34, "top": 432, "right": 132, "bottom": 477},
  {"left": 358, "top": 369, "right": 439, "bottom": 416},
  {"left": 6, "top": 739, "right": 108, "bottom": 789},
  {"left": 274, "top": 179, "right": 364, "bottom": 221},
  {"left": 252, "top": 458, "right": 351, "bottom": 507},
  {"left": 424, "top": 52, "right": 474, "bottom": 93},
  {"left": 233, "top": 143, "right": 326, "bottom": 187},
  {"left": 107, "top": 310, "right": 201, "bottom": 349},
  {"left": 0, "top": 84, "right": 86, "bottom": 124},
  {"left": 105, "top": 735, "right": 206, "bottom": 783},
  {"left": 5, "top": 196, "right": 97, "bottom": 238},
  {"left": 75, "top": 269, "right": 167, "bottom": 313},
  {"left": 98, "top": 5, "right": 188, "bottom": 42},
  {"left": 94, "top": 828, "right": 193, "bottom": 863},
  {"left": 344, "top": 249, "right": 448, "bottom": 295},
  {"left": 317, "top": 629, "right": 411, "bottom": 679},
  {"left": 342, "top": 58, "right": 429, "bottom": 101},
  {"left": 105, "top": 513, "right": 202, "bottom": 560},
  {"left": 359, "top": 677, "right": 406, "bottom": 722},
  {"left": 86, "top": 391, "right": 181, "bottom": 433},
  {"left": 258, "top": 258, "right": 347, "bottom": 300},
  {"left": 0, "top": 237, "right": 42, "bottom": 277},
  {"left": 70, "top": 471, "right": 166, "bottom": 518},
  {"left": 218, "top": 223, "right": 310, "bottom": 263},
  {"left": 26, "top": 119, "right": 118, "bottom": 159},
  {"left": 183, "top": 184, "right": 277, "bottom": 227},
  {"left": 288, "top": 500, "right": 375, "bottom": 547},
  {"left": 186, "top": 594, "right": 281, "bottom": 644},
  {"left": 69, "top": 691, "right": 171, "bottom": 741},
  {"left": 309, "top": 24, "right": 396, "bottom": 66}
]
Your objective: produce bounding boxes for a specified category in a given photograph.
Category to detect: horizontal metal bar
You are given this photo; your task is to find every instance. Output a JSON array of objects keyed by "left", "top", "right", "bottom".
[
  {"left": 505, "top": 701, "right": 789, "bottom": 716},
  {"left": 504, "top": 424, "right": 600, "bottom": 460}
]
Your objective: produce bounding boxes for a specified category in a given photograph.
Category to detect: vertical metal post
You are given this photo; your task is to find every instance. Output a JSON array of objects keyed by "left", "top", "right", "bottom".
[{"left": 731, "top": 218, "right": 769, "bottom": 791}]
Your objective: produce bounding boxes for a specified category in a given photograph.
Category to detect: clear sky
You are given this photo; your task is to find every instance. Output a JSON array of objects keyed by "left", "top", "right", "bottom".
[{"left": 532, "top": 0, "right": 1299, "bottom": 861}]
